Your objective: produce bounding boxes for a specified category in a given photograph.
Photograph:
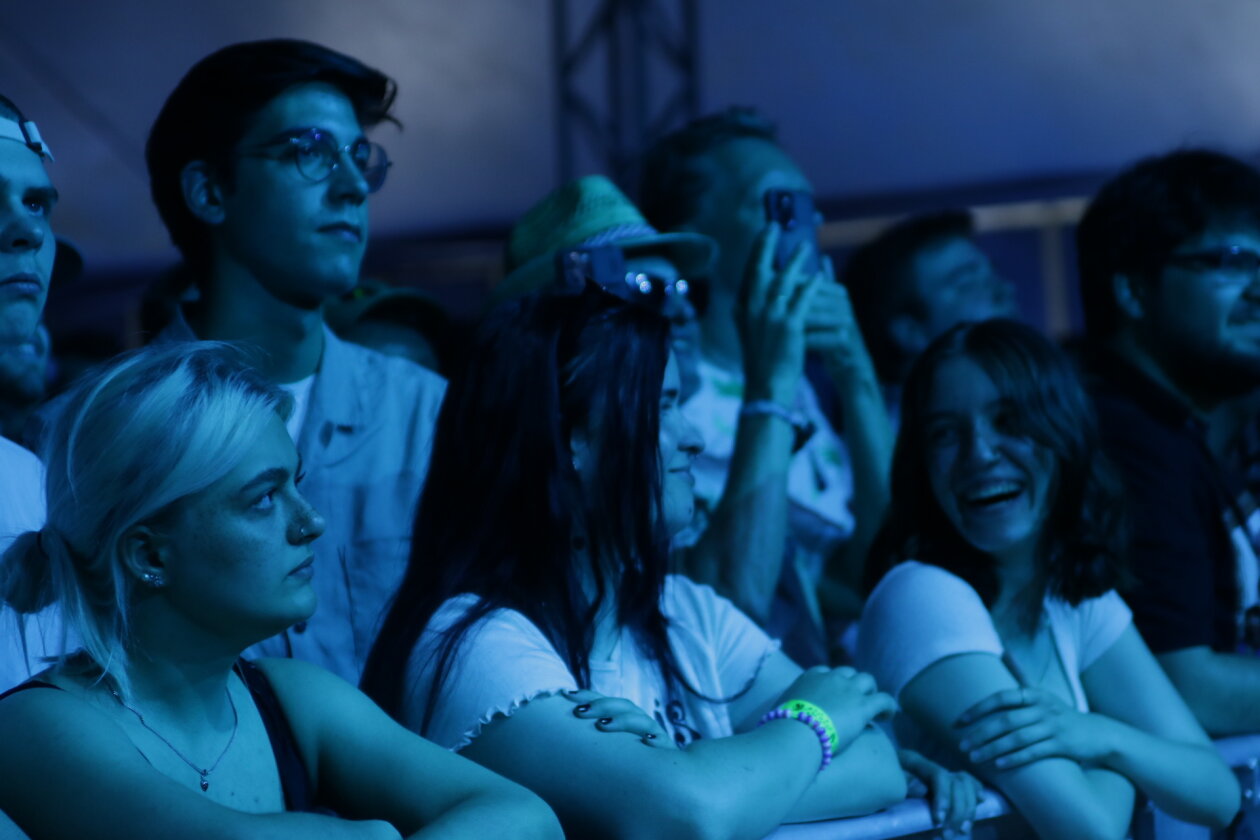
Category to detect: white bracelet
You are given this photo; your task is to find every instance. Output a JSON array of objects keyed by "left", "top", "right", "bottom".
[
  {"left": 740, "top": 399, "right": 798, "bottom": 426},
  {"left": 741, "top": 400, "right": 815, "bottom": 452}
]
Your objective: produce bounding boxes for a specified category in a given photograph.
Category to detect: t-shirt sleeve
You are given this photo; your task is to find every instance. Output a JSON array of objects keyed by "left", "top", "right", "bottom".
[
  {"left": 663, "top": 576, "right": 781, "bottom": 698},
  {"left": 402, "top": 598, "right": 579, "bottom": 751},
  {"left": 1073, "top": 590, "right": 1133, "bottom": 671},
  {"left": 857, "top": 562, "right": 1004, "bottom": 699}
]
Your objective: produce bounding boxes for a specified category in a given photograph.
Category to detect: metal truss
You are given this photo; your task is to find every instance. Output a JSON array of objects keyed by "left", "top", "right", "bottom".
[{"left": 552, "top": 0, "right": 699, "bottom": 192}]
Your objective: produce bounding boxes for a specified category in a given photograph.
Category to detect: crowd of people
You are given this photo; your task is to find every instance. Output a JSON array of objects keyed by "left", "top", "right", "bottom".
[{"left": 0, "top": 36, "right": 1256, "bottom": 840}]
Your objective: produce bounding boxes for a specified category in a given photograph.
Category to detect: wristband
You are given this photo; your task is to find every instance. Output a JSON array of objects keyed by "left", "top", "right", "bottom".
[
  {"left": 757, "top": 698, "right": 838, "bottom": 771},
  {"left": 740, "top": 400, "right": 815, "bottom": 452}
]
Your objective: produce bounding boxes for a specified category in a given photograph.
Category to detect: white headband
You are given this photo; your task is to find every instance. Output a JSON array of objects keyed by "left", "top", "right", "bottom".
[{"left": 0, "top": 116, "right": 53, "bottom": 162}]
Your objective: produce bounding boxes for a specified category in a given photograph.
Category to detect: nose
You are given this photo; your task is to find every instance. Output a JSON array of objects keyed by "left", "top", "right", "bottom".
[
  {"left": 0, "top": 206, "right": 47, "bottom": 255},
  {"left": 679, "top": 409, "right": 705, "bottom": 458},
  {"left": 291, "top": 494, "right": 326, "bottom": 545},
  {"left": 328, "top": 149, "right": 369, "bottom": 205},
  {"left": 963, "top": 423, "right": 1000, "bottom": 466}
]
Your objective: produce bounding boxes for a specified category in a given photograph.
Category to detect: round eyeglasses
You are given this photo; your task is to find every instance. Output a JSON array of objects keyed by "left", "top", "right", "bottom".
[
  {"left": 1165, "top": 245, "right": 1260, "bottom": 286},
  {"left": 236, "top": 128, "right": 391, "bottom": 193}
]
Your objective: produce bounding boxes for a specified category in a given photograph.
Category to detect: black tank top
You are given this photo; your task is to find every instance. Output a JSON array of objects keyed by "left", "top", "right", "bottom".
[{"left": 0, "top": 658, "right": 317, "bottom": 812}]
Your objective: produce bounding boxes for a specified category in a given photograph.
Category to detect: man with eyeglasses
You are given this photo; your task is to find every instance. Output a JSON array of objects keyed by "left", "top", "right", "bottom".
[
  {"left": 1078, "top": 149, "right": 1260, "bottom": 736},
  {"left": 143, "top": 40, "right": 445, "bottom": 683}
]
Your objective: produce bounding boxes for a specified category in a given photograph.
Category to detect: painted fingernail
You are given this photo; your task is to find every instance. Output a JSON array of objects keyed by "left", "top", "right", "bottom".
[
  {"left": 597, "top": 717, "right": 613, "bottom": 726},
  {"left": 573, "top": 704, "right": 591, "bottom": 715}
]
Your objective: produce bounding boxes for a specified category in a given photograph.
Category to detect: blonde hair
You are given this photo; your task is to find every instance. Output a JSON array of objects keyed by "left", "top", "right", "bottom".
[{"left": 0, "top": 342, "right": 291, "bottom": 697}]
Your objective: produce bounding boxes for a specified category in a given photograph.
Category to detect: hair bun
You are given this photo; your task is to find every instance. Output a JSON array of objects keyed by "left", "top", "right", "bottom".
[{"left": 0, "top": 529, "right": 56, "bottom": 614}]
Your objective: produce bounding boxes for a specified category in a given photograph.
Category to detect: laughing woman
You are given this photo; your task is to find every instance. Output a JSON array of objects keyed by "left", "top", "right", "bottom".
[
  {"left": 858, "top": 319, "right": 1239, "bottom": 840},
  {"left": 0, "top": 344, "right": 561, "bottom": 840}
]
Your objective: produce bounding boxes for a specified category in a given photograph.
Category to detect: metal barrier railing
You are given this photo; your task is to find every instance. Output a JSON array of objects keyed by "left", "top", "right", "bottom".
[{"left": 766, "top": 734, "right": 1260, "bottom": 840}]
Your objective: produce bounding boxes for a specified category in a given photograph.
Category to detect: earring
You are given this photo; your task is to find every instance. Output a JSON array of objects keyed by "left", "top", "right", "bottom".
[
  {"left": 141, "top": 571, "right": 166, "bottom": 589},
  {"left": 571, "top": 455, "right": 581, "bottom": 472}
]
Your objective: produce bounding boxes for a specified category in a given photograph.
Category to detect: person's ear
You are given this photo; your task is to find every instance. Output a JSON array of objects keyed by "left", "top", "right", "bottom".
[
  {"left": 1112, "top": 273, "right": 1146, "bottom": 321},
  {"left": 889, "top": 313, "right": 928, "bottom": 359},
  {"left": 180, "top": 161, "right": 226, "bottom": 226},
  {"left": 119, "top": 524, "right": 172, "bottom": 590}
]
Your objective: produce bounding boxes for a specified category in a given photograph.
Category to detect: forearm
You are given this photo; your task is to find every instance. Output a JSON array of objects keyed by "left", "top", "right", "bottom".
[
  {"left": 407, "top": 789, "right": 561, "bottom": 840},
  {"left": 688, "top": 413, "right": 794, "bottom": 623},
  {"left": 1160, "top": 648, "right": 1260, "bottom": 736},
  {"left": 1096, "top": 717, "right": 1239, "bottom": 828},
  {"left": 783, "top": 726, "right": 907, "bottom": 823},
  {"left": 1081, "top": 767, "right": 1136, "bottom": 840}
]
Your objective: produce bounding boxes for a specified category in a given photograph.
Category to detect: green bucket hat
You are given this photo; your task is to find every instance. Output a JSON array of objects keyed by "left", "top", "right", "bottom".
[{"left": 494, "top": 175, "right": 715, "bottom": 305}]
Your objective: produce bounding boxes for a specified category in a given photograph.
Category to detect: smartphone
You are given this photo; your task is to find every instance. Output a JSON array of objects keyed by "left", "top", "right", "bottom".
[
  {"left": 763, "top": 188, "right": 821, "bottom": 276},
  {"left": 556, "top": 244, "right": 627, "bottom": 293}
]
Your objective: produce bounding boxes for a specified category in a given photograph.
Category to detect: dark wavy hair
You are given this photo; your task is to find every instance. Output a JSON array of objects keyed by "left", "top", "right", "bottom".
[
  {"left": 146, "top": 39, "right": 397, "bottom": 270},
  {"left": 864, "top": 319, "right": 1128, "bottom": 619},
  {"left": 362, "top": 287, "right": 693, "bottom": 730},
  {"left": 1077, "top": 148, "right": 1260, "bottom": 340}
]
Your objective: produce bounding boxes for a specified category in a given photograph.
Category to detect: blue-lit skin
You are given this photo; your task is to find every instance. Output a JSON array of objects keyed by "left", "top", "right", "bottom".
[
  {"left": 0, "top": 136, "right": 56, "bottom": 344},
  {"left": 210, "top": 82, "right": 370, "bottom": 309},
  {"left": 183, "top": 81, "right": 377, "bottom": 384},
  {"left": 146, "top": 414, "right": 324, "bottom": 649},
  {"left": 680, "top": 137, "right": 816, "bottom": 370},
  {"left": 924, "top": 354, "right": 1058, "bottom": 570},
  {"left": 900, "top": 236, "right": 1016, "bottom": 356},
  {"left": 1136, "top": 226, "right": 1260, "bottom": 405}
]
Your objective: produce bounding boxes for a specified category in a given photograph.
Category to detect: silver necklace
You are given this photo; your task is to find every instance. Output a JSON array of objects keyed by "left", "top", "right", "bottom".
[{"left": 109, "top": 684, "right": 239, "bottom": 792}]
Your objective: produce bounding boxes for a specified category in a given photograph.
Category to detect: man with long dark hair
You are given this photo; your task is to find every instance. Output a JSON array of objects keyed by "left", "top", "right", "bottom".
[{"left": 143, "top": 40, "right": 446, "bottom": 683}]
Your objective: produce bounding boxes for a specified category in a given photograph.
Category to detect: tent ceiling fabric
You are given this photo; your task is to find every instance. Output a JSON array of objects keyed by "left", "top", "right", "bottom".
[{"left": 4, "top": 0, "right": 1260, "bottom": 273}]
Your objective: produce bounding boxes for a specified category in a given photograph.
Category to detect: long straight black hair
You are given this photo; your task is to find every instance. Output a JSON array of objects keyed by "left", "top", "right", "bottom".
[{"left": 361, "top": 287, "right": 689, "bottom": 729}]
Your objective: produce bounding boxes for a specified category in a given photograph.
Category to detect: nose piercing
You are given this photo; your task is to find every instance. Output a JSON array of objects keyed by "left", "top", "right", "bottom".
[{"left": 298, "top": 524, "right": 307, "bottom": 538}]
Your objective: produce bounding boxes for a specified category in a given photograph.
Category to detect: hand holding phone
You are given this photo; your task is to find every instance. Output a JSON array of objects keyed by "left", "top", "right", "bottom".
[{"left": 763, "top": 188, "right": 821, "bottom": 277}]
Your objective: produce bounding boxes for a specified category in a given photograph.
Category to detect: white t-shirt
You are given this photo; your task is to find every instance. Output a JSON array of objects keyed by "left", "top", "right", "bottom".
[
  {"left": 856, "top": 561, "right": 1131, "bottom": 760},
  {"left": 0, "top": 437, "right": 60, "bottom": 691},
  {"left": 858, "top": 561, "right": 1131, "bottom": 709},
  {"left": 278, "top": 374, "right": 316, "bottom": 443},
  {"left": 403, "top": 575, "right": 780, "bottom": 751}
]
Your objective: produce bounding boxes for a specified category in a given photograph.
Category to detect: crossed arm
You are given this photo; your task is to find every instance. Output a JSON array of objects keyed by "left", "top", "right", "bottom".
[
  {"left": 458, "top": 651, "right": 907, "bottom": 840},
  {"left": 0, "top": 661, "right": 561, "bottom": 840},
  {"left": 902, "top": 626, "right": 1238, "bottom": 840}
]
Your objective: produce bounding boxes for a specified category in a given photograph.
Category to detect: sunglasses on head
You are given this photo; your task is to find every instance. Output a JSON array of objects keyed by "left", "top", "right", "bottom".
[{"left": 554, "top": 246, "right": 700, "bottom": 315}]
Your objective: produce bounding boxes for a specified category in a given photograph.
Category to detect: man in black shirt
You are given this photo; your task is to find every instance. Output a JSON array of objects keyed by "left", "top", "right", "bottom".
[{"left": 1077, "top": 149, "right": 1260, "bottom": 735}]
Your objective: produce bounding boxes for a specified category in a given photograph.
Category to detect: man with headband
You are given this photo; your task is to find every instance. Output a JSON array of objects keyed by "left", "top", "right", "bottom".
[{"left": 0, "top": 93, "right": 60, "bottom": 690}]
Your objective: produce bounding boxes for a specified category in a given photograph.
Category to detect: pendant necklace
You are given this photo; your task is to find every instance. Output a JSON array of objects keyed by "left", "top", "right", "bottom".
[{"left": 109, "top": 683, "right": 239, "bottom": 792}]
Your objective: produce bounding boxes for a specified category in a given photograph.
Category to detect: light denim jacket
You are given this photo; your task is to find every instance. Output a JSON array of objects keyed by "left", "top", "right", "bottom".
[{"left": 159, "top": 316, "right": 447, "bottom": 682}]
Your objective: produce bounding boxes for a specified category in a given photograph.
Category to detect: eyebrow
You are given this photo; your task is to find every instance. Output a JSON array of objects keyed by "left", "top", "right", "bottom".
[
  {"left": 256, "top": 126, "right": 363, "bottom": 147},
  {"left": 25, "top": 185, "right": 58, "bottom": 207},
  {"left": 0, "top": 175, "right": 57, "bottom": 203},
  {"left": 924, "top": 397, "right": 1010, "bottom": 421},
  {"left": 239, "top": 466, "right": 290, "bottom": 496}
]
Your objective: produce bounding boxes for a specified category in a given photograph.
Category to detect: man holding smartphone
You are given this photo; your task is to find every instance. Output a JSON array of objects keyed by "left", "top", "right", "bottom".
[{"left": 640, "top": 107, "right": 892, "bottom": 664}]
